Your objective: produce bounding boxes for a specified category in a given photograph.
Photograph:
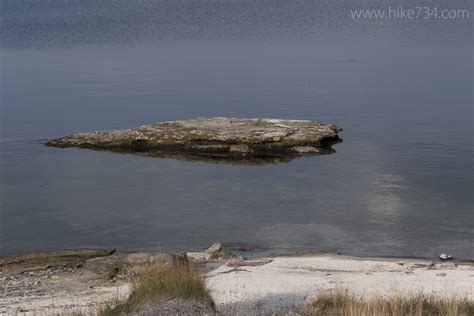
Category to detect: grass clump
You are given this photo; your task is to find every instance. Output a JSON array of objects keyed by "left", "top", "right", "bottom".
[
  {"left": 99, "top": 261, "right": 213, "bottom": 315},
  {"left": 305, "top": 290, "right": 474, "bottom": 316},
  {"left": 130, "top": 262, "right": 211, "bottom": 303}
]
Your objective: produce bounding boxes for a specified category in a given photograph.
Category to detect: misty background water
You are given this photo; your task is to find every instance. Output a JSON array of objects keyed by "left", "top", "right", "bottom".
[{"left": 1, "top": 0, "right": 472, "bottom": 258}]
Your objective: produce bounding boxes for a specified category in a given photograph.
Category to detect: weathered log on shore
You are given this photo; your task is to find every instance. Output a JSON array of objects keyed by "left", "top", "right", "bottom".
[{"left": 46, "top": 117, "right": 342, "bottom": 163}]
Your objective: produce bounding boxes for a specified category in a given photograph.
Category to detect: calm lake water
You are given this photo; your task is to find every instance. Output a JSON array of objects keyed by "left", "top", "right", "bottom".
[{"left": 0, "top": 0, "right": 472, "bottom": 258}]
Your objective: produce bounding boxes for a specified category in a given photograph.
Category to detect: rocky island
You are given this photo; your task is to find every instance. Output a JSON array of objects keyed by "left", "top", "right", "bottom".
[{"left": 46, "top": 117, "right": 342, "bottom": 163}]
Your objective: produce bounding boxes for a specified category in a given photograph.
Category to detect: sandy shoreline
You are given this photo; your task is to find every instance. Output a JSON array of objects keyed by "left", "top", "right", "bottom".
[
  {"left": 1, "top": 247, "right": 473, "bottom": 315},
  {"left": 207, "top": 255, "right": 474, "bottom": 313}
]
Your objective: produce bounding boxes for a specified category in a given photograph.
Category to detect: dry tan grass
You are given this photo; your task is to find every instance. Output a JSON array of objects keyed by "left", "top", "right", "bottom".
[
  {"left": 98, "top": 261, "right": 213, "bottom": 315},
  {"left": 130, "top": 261, "right": 211, "bottom": 303},
  {"left": 304, "top": 290, "right": 474, "bottom": 316}
]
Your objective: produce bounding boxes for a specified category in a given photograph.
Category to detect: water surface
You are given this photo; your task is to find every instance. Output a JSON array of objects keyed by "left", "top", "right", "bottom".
[{"left": 1, "top": 0, "right": 472, "bottom": 259}]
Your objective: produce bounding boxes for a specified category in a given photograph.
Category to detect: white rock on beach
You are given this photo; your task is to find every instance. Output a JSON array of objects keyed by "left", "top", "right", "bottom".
[{"left": 439, "top": 253, "right": 453, "bottom": 261}]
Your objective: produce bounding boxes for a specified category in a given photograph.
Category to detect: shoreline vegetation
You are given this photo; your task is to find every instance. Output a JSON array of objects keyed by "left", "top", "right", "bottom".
[
  {"left": 99, "top": 262, "right": 214, "bottom": 315},
  {"left": 306, "top": 291, "right": 473, "bottom": 315},
  {"left": 1, "top": 244, "right": 473, "bottom": 315}
]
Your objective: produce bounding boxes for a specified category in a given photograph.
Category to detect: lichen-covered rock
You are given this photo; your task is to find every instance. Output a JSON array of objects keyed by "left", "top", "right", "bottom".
[
  {"left": 46, "top": 117, "right": 342, "bottom": 164},
  {"left": 291, "top": 146, "right": 321, "bottom": 153}
]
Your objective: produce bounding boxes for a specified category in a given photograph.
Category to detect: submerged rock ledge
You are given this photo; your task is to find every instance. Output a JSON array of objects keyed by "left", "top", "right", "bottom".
[{"left": 46, "top": 117, "right": 342, "bottom": 164}]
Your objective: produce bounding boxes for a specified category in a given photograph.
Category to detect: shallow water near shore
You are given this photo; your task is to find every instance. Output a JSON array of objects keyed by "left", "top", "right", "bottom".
[{"left": 0, "top": 0, "right": 472, "bottom": 258}]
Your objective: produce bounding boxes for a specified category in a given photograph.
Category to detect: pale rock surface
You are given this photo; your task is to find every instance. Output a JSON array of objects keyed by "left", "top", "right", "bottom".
[
  {"left": 46, "top": 117, "right": 342, "bottom": 163},
  {"left": 206, "top": 255, "right": 474, "bottom": 313}
]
